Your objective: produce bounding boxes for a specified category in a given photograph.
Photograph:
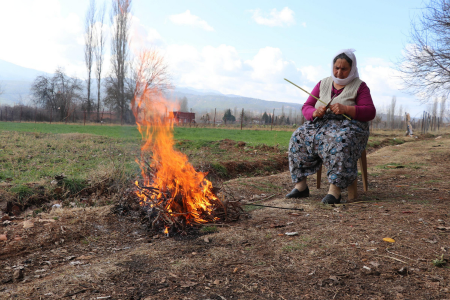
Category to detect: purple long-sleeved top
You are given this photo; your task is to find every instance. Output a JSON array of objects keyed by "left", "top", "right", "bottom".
[{"left": 302, "top": 80, "right": 376, "bottom": 122}]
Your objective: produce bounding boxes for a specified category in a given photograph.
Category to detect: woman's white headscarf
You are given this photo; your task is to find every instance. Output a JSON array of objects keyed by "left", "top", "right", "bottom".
[{"left": 331, "top": 48, "right": 359, "bottom": 86}]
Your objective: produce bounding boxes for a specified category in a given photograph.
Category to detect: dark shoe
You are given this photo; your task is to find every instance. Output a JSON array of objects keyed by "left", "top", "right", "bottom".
[
  {"left": 285, "top": 186, "right": 310, "bottom": 198},
  {"left": 321, "top": 194, "right": 341, "bottom": 204}
]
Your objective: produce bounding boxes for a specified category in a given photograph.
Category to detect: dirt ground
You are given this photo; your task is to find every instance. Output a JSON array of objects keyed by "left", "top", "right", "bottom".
[{"left": 1, "top": 134, "right": 450, "bottom": 299}]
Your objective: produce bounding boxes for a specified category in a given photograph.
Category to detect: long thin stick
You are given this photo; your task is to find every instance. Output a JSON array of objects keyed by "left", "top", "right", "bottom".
[
  {"left": 284, "top": 78, "right": 351, "bottom": 120},
  {"left": 242, "top": 203, "right": 304, "bottom": 211}
]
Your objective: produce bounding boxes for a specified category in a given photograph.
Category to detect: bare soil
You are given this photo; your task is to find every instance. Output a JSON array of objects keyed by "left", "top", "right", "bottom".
[{"left": 1, "top": 134, "right": 450, "bottom": 299}]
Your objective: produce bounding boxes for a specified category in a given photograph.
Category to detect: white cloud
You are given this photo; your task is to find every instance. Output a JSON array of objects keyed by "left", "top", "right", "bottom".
[
  {"left": 165, "top": 44, "right": 311, "bottom": 104},
  {"left": 129, "top": 16, "right": 165, "bottom": 54},
  {"left": 169, "top": 10, "right": 214, "bottom": 31},
  {"left": 251, "top": 7, "right": 295, "bottom": 27},
  {"left": 244, "top": 47, "right": 295, "bottom": 82},
  {"left": 358, "top": 58, "right": 429, "bottom": 115},
  {"left": 0, "top": 0, "right": 85, "bottom": 77},
  {"left": 300, "top": 65, "right": 326, "bottom": 83}
]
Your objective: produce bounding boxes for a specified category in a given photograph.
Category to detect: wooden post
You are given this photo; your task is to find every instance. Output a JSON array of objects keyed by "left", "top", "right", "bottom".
[
  {"left": 20, "top": 106, "right": 22, "bottom": 123},
  {"left": 271, "top": 109, "right": 275, "bottom": 131},
  {"left": 317, "top": 165, "right": 322, "bottom": 189},
  {"left": 84, "top": 111, "right": 86, "bottom": 125},
  {"left": 213, "top": 108, "right": 216, "bottom": 127},
  {"left": 101, "top": 109, "right": 104, "bottom": 125},
  {"left": 50, "top": 109, "right": 52, "bottom": 124},
  {"left": 73, "top": 109, "right": 75, "bottom": 123},
  {"left": 240, "top": 108, "right": 244, "bottom": 130},
  {"left": 35, "top": 107, "right": 37, "bottom": 123}
]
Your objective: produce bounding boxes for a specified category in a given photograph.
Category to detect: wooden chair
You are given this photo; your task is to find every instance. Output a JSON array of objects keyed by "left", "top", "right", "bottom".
[{"left": 316, "top": 149, "right": 368, "bottom": 200}]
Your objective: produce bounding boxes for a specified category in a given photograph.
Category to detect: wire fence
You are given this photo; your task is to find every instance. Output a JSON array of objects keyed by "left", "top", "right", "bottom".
[{"left": 0, "top": 104, "right": 446, "bottom": 133}]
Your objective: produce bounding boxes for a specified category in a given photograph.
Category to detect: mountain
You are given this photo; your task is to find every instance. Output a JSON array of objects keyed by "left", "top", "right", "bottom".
[
  {"left": 166, "top": 87, "right": 303, "bottom": 116},
  {"left": 0, "top": 59, "right": 51, "bottom": 105},
  {"left": 0, "top": 60, "right": 300, "bottom": 115},
  {"left": 0, "top": 59, "right": 49, "bottom": 81}
]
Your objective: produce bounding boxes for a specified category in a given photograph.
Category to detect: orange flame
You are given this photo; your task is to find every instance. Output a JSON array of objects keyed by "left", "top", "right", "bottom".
[{"left": 132, "top": 50, "right": 218, "bottom": 225}]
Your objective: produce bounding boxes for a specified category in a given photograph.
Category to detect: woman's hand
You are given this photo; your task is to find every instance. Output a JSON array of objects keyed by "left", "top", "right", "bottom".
[
  {"left": 313, "top": 106, "right": 326, "bottom": 118},
  {"left": 330, "top": 103, "right": 348, "bottom": 115}
]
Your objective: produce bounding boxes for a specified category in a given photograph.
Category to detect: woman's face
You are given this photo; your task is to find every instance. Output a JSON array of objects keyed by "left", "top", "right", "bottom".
[{"left": 333, "top": 59, "right": 351, "bottom": 79}]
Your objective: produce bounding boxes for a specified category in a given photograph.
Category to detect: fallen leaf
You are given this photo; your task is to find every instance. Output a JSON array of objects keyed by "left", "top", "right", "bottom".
[
  {"left": 213, "top": 279, "right": 220, "bottom": 285},
  {"left": 77, "top": 255, "right": 93, "bottom": 260},
  {"left": 23, "top": 220, "right": 34, "bottom": 229},
  {"left": 0, "top": 234, "right": 7, "bottom": 241},
  {"left": 436, "top": 226, "right": 450, "bottom": 231},
  {"left": 233, "top": 267, "right": 238, "bottom": 273},
  {"left": 180, "top": 281, "right": 197, "bottom": 288},
  {"left": 369, "top": 261, "right": 380, "bottom": 268},
  {"left": 285, "top": 232, "right": 299, "bottom": 236},
  {"left": 383, "top": 238, "right": 395, "bottom": 243},
  {"left": 14, "top": 236, "right": 22, "bottom": 241},
  {"left": 38, "top": 219, "right": 56, "bottom": 223},
  {"left": 288, "top": 213, "right": 301, "bottom": 216}
]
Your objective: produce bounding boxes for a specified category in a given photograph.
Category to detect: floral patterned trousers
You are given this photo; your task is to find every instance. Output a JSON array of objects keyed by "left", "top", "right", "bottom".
[{"left": 288, "top": 114, "right": 370, "bottom": 189}]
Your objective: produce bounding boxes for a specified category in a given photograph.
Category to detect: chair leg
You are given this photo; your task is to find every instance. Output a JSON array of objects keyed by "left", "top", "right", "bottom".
[
  {"left": 317, "top": 164, "right": 322, "bottom": 189},
  {"left": 348, "top": 179, "right": 358, "bottom": 200},
  {"left": 359, "top": 149, "right": 368, "bottom": 192}
]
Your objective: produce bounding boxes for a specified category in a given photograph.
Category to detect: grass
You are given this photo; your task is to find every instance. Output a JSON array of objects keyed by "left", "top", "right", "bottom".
[
  {"left": 0, "top": 122, "right": 291, "bottom": 201},
  {"left": 282, "top": 242, "right": 307, "bottom": 252},
  {"left": 0, "top": 122, "right": 292, "bottom": 147},
  {"left": 200, "top": 226, "right": 218, "bottom": 233}
]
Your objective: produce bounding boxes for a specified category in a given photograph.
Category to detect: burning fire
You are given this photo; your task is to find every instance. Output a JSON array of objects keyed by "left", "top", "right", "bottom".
[{"left": 131, "top": 50, "right": 219, "bottom": 227}]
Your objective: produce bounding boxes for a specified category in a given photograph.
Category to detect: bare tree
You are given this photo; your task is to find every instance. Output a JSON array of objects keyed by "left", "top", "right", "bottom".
[
  {"left": 129, "top": 49, "right": 172, "bottom": 108},
  {"left": 373, "top": 114, "right": 382, "bottom": 129},
  {"left": 84, "top": 0, "right": 96, "bottom": 119},
  {"left": 179, "top": 97, "right": 188, "bottom": 112},
  {"left": 431, "top": 97, "right": 439, "bottom": 117},
  {"left": 31, "top": 68, "right": 83, "bottom": 122},
  {"left": 94, "top": 1, "right": 107, "bottom": 122},
  {"left": 440, "top": 96, "right": 447, "bottom": 120},
  {"left": 108, "top": 0, "right": 132, "bottom": 124},
  {"left": 387, "top": 96, "right": 397, "bottom": 128},
  {"left": 397, "top": 0, "right": 450, "bottom": 100}
]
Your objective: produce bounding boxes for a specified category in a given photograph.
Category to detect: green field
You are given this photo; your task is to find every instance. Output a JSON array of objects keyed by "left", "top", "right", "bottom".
[
  {"left": 0, "top": 122, "right": 293, "bottom": 202},
  {"left": 0, "top": 122, "right": 292, "bottom": 146}
]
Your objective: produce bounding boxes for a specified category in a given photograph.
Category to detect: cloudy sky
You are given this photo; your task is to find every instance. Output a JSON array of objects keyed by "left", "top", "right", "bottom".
[{"left": 0, "top": 0, "right": 430, "bottom": 117}]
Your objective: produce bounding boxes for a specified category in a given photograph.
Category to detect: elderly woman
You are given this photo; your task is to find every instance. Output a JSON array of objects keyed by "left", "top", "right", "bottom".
[{"left": 286, "top": 49, "right": 376, "bottom": 204}]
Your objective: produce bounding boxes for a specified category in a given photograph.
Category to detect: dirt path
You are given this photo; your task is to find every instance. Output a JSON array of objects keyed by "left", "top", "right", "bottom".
[{"left": 1, "top": 136, "right": 449, "bottom": 299}]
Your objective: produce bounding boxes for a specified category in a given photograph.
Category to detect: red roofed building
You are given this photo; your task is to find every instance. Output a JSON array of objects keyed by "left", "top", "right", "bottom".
[{"left": 172, "top": 111, "right": 195, "bottom": 124}]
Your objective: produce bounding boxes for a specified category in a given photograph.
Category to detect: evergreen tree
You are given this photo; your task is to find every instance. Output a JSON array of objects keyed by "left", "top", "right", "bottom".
[
  {"left": 223, "top": 109, "right": 235, "bottom": 124},
  {"left": 262, "top": 111, "right": 269, "bottom": 124}
]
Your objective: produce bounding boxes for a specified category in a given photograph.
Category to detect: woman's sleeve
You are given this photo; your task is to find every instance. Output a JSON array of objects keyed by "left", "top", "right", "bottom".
[
  {"left": 354, "top": 82, "right": 376, "bottom": 122},
  {"left": 302, "top": 81, "right": 321, "bottom": 121}
]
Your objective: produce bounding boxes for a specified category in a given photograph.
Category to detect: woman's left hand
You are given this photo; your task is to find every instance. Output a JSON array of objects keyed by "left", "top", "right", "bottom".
[{"left": 330, "top": 103, "right": 348, "bottom": 115}]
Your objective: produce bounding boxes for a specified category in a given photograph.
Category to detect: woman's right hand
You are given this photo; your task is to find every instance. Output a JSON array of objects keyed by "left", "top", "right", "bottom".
[{"left": 313, "top": 106, "right": 326, "bottom": 119}]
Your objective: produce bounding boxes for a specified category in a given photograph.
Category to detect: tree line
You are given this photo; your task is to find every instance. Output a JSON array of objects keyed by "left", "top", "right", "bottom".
[{"left": 30, "top": 0, "right": 170, "bottom": 124}]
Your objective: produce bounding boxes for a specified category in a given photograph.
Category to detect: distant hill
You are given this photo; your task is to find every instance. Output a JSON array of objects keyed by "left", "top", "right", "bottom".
[
  {"left": 0, "top": 59, "right": 50, "bottom": 105},
  {"left": 166, "top": 87, "right": 304, "bottom": 116}
]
